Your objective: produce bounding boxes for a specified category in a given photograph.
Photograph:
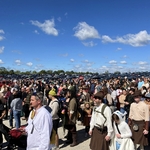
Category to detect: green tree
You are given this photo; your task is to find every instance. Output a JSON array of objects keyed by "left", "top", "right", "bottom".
[
  {"left": 9, "top": 70, "right": 15, "bottom": 75},
  {"left": 39, "top": 70, "right": 47, "bottom": 74},
  {"left": 114, "top": 71, "right": 121, "bottom": 74}
]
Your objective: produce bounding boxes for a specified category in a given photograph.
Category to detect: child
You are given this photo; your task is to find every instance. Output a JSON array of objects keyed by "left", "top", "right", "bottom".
[
  {"left": 83, "top": 102, "right": 92, "bottom": 137},
  {"left": 110, "top": 110, "right": 134, "bottom": 150}
]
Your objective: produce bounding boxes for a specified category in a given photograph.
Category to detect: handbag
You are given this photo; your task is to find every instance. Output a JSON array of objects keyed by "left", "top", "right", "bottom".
[{"left": 9, "top": 129, "right": 22, "bottom": 139}]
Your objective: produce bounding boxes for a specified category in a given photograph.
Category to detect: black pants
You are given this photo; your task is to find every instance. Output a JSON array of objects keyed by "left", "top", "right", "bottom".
[
  {"left": 0, "top": 124, "right": 10, "bottom": 145},
  {"left": 9, "top": 109, "right": 13, "bottom": 127},
  {"left": 78, "top": 107, "right": 84, "bottom": 122},
  {"left": 22, "top": 104, "right": 30, "bottom": 118},
  {"left": 85, "top": 126, "right": 90, "bottom": 133}
]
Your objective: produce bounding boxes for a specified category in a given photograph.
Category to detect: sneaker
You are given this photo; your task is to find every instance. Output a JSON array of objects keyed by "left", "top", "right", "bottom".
[
  {"left": 52, "top": 146, "right": 59, "bottom": 150},
  {"left": 78, "top": 122, "right": 83, "bottom": 125}
]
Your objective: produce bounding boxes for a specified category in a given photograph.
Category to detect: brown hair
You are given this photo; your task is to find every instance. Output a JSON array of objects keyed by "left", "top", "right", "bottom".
[{"left": 112, "top": 114, "right": 119, "bottom": 122}]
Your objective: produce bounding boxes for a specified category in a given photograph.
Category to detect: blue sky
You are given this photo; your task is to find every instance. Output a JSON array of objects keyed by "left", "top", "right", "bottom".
[{"left": 0, "top": 0, "right": 150, "bottom": 73}]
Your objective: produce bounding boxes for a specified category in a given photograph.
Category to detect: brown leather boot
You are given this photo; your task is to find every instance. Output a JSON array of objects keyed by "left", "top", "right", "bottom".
[{"left": 70, "top": 133, "right": 77, "bottom": 147}]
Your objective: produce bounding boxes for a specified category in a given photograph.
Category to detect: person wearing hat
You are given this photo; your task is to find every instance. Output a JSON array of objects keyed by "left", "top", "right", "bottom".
[
  {"left": 110, "top": 110, "right": 134, "bottom": 150},
  {"left": 49, "top": 88, "right": 60, "bottom": 150},
  {"left": 89, "top": 91, "right": 113, "bottom": 150},
  {"left": 144, "top": 93, "right": 150, "bottom": 114},
  {"left": 128, "top": 90, "right": 149, "bottom": 150}
]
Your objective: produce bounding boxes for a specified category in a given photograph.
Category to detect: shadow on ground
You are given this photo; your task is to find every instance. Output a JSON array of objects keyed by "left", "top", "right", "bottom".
[{"left": 59, "top": 128, "right": 91, "bottom": 149}]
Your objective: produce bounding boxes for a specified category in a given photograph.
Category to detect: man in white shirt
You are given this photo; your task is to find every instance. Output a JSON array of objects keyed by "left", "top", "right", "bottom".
[
  {"left": 25, "top": 92, "right": 53, "bottom": 150},
  {"left": 89, "top": 91, "right": 113, "bottom": 150}
]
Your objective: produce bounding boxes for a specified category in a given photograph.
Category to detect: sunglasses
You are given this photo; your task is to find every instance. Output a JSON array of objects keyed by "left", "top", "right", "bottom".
[{"left": 32, "top": 92, "right": 43, "bottom": 100}]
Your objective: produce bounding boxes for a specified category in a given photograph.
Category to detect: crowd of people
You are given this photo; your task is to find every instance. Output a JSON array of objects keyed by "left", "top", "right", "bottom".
[{"left": 0, "top": 75, "right": 149, "bottom": 150}]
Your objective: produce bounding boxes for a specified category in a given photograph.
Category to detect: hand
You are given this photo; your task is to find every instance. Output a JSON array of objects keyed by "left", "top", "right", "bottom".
[
  {"left": 116, "top": 133, "right": 121, "bottom": 138},
  {"left": 125, "top": 102, "right": 129, "bottom": 105},
  {"left": 105, "top": 135, "right": 110, "bottom": 141},
  {"left": 19, "top": 128, "right": 25, "bottom": 132},
  {"left": 143, "top": 129, "right": 149, "bottom": 135},
  {"left": 89, "top": 130, "right": 92, "bottom": 136}
]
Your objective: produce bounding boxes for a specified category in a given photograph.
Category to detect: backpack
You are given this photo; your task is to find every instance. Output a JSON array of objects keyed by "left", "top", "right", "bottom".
[
  {"left": 94, "top": 104, "right": 107, "bottom": 124},
  {"left": 53, "top": 100, "right": 63, "bottom": 119}
]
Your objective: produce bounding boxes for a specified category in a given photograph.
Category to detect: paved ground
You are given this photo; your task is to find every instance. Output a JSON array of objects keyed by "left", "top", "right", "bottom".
[
  {"left": 2, "top": 118, "right": 150, "bottom": 150},
  {"left": 2, "top": 118, "right": 91, "bottom": 150}
]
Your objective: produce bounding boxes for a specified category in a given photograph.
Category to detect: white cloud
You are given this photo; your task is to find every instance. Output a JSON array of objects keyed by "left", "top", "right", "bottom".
[
  {"left": 82, "top": 59, "right": 94, "bottom": 67},
  {"left": 64, "top": 12, "right": 68, "bottom": 16},
  {"left": 70, "top": 59, "right": 75, "bottom": 62},
  {"left": 102, "top": 35, "right": 114, "bottom": 43},
  {"left": 82, "top": 41, "right": 97, "bottom": 47},
  {"left": 15, "top": 60, "right": 21, "bottom": 65},
  {"left": 0, "top": 36, "right": 5, "bottom": 41},
  {"left": 30, "top": 19, "right": 58, "bottom": 36},
  {"left": 123, "top": 55, "right": 127, "bottom": 58},
  {"left": 79, "top": 54, "right": 84, "bottom": 57},
  {"left": 0, "top": 46, "right": 4, "bottom": 54},
  {"left": 12, "top": 50, "right": 21, "bottom": 54},
  {"left": 34, "top": 30, "right": 39, "bottom": 34},
  {"left": 84, "top": 60, "right": 89, "bottom": 63},
  {"left": 102, "top": 66, "right": 107, "bottom": 68},
  {"left": 0, "top": 29, "right": 5, "bottom": 41},
  {"left": 120, "top": 61, "right": 127, "bottom": 64},
  {"left": 99, "top": 66, "right": 109, "bottom": 72},
  {"left": 0, "top": 59, "right": 4, "bottom": 64},
  {"left": 117, "top": 47, "right": 122, "bottom": 51},
  {"left": 0, "top": 30, "right": 4, "bottom": 34},
  {"left": 74, "top": 22, "right": 100, "bottom": 40},
  {"left": 86, "top": 63, "right": 94, "bottom": 67},
  {"left": 139, "top": 66, "right": 146, "bottom": 70},
  {"left": 0, "top": 35, "right": 5, "bottom": 41},
  {"left": 61, "top": 53, "right": 68, "bottom": 57},
  {"left": 109, "top": 60, "right": 117, "bottom": 64},
  {"left": 138, "top": 61, "right": 147, "bottom": 65},
  {"left": 26, "top": 62, "right": 33, "bottom": 66},
  {"left": 102, "top": 30, "right": 150, "bottom": 47},
  {"left": 57, "top": 17, "right": 61, "bottom": 22},
  {"left": 75, "top": 65, "right": 80, "bottom": 68},
  {"left": 118, "top": 66, "right": 123, "bottom": 69}
]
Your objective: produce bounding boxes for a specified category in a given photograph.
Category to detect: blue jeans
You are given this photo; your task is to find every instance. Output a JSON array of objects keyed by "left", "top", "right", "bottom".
[
  {"left": 120, "top": 107, "right": 125, "bottom": 114},
  {"left": 13, "top": 110, "right": 21, "bottom": 129},
  {"left": 116, "top": 141, "right": 120, "bottom": 150}
]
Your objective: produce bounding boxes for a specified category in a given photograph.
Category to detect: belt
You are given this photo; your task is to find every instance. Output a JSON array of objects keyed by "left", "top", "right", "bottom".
[{"left": 94, "top": 126, "right": 107, "bottom": 132}]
